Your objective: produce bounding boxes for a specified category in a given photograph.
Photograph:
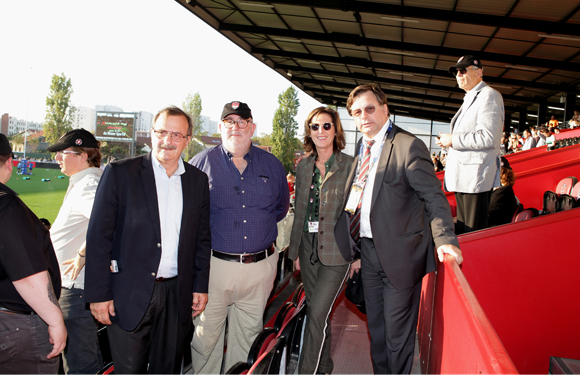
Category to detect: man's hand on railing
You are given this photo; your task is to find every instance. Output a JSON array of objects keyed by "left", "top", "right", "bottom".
[{"left": 437, "top": 244, "right": 463, "bottom": 265}]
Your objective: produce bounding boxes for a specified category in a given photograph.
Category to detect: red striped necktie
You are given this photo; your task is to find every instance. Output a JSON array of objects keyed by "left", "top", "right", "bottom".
[{"left": 350, "top": 140, "right": 375, "bottom": 243}]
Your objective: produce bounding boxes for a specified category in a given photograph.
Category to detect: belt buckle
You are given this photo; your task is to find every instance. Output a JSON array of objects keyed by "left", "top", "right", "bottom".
[{"left": 240, "top": 253, "right": 245, "bottom": 265}]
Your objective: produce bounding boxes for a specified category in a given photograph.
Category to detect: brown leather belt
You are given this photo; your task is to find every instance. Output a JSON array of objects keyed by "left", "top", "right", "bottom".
[
  {"left": 0, "top": 306, "right": 36, "bottom": 315},
  {"left": 155, "top": 276, "right": 177, "bottom": 282},
  {"left": 212, "top": 245, "right": 275, "bottom": 264}
]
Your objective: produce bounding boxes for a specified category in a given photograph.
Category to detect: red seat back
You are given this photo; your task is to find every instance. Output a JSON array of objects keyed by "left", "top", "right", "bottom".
[
  {"left": 514, "top": 209, "right": 536, "bottom": 222},
  {"left": 556, "top": 177, "right": 578, "bottom": 195},
  {"left": 571, "top": 182, "right": 580, "bottom": 200}
]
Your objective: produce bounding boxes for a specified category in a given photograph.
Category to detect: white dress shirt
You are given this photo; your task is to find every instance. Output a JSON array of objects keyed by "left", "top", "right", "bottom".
[
  {"left": 360, "top": 119, "right": 390, "bottom": 239},
  {"left": 51, "top": 167, "right": 103, "bottom": 289},
  {"left": 151, "top": 156, "right": 185, "bottom": 278}
]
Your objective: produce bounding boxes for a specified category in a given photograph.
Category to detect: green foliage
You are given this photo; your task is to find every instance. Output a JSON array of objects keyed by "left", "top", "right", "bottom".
[
  {"left": 43, "top": 73, "right": 75, "bottom": 145},
  {"left": 252, "top": 132, "right": 273, "bottom": 146},
  {"left": 11, "top": 133, "right": 24, "bottom": 145},
  {"left": 100, "top": 141, "right": 132, "bottom": 161},
  {"left": 182, "top": 92, "right": 207, "bottom": 160},
  {"left": 210, "top": 132, "right": 221, "bottom": 138},
  {"left": 272, "top": 86, "right": 300, "bottom": 173},
  {"left": 5, "top": 167, "right": 68, "bottom": 223}
]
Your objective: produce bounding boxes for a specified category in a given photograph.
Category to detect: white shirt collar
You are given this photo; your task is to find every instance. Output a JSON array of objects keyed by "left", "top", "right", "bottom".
[
  {"left": 363, "top": 117, "right": 391, "bottom": 144},
  {"left": 151, "top": 154, "right": 186, "bottom": 177}
]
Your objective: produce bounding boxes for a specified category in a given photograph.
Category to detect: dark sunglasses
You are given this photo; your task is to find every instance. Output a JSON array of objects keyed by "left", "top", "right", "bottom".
[
  {"left": 309, "top": 122, "right": 333, "bottom": 131},
  {"left": 453, "top": 67, "right": 476, "bottom": 77}
]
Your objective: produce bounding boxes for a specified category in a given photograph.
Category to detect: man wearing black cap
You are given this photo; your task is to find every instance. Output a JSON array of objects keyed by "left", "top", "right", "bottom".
[
  {"left": 0, "top": 133, "right": 67, "bottom": 373},
  {"left": 47, "top": 129, "right": 103, "bottom": 374},
  {"left": 437, "top": 55, "right": 504, "bottom": 234},
  {"left": 190, "top": 101, "right": 289, "bottom": 374},
  {"left": 85, "top": 106, "right": 211, "bottom": 373}
]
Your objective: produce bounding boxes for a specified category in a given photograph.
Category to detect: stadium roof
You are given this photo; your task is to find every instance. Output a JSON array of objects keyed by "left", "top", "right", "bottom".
[{"left": 175, "top": 0, "right": 580, "bottom": 124}]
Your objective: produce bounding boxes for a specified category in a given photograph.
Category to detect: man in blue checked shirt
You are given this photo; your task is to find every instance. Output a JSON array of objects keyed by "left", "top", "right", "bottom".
[{"left": 189, "top": 101, "right": 289, "bottom": 374}]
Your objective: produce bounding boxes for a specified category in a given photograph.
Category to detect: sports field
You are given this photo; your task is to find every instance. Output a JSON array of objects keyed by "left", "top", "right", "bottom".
[{"left": 5, "top": 167, "right": 68, "bottom": 224}]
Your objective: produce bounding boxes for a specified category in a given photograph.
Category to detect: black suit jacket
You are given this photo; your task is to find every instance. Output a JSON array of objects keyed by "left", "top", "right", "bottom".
[
  {"left": 85, "top": 153, "right": 211, "bottom": 331},
  {"left": 335, "top": 124, "right": 459, "bottom": 289}
]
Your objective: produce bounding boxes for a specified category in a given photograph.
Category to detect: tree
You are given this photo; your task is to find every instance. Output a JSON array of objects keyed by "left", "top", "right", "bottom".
[
  {"left": 43, "top": 73, "right": 75, "bottom": 145},
  {"left": 182, "top": 92, "right": 207, "bottom": 161},
  {"left": 99, "top": 141, "right": 132, "bottom": 161},
  {"left": 271, "top": 86, "right": 300, "bottom": 173},
  {"left": 252, "top": 132, "right": 273, "bottom": 146}
]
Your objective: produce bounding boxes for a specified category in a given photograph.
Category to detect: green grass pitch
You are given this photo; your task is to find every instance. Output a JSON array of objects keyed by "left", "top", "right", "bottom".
[{"left": 5, "top": 167, "right": 69, "bottom": 224}]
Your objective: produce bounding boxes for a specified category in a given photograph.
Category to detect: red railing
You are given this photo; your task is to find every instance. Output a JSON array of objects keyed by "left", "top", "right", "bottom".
[
  {"left": 419, "top": 256, "right": 518, "bottom": 374},
  {"left": 456, "top": 209, "right": 580, "bottom": 374}
]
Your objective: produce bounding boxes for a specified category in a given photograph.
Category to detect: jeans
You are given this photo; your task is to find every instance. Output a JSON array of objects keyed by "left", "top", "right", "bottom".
[
  {"left": 0, "top": 312, "right": 59, "bottom": 374},
  {"left": 60, "top": 287, "right": 102, "bottom": 374}
]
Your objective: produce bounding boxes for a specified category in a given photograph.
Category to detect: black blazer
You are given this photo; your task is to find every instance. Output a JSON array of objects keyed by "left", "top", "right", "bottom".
[
  {"left": 335, "top": 124, "right": 459, "bottom": 289},
  {"left": 85, "top": 153, "right": 211, "bottom": 331}
]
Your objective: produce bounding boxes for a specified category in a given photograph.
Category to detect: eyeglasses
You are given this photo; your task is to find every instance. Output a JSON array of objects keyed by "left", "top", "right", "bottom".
[
  {"left": 453, "top": 67, "right": 477, "bottom": 77},
  {"left": 351, "top": 105, "right": 377, "bottom": 118},
  {"left": 152, "top": 129, "right": 188, "bottom": 142},
  {"left": 309, "top": 122, "right": 333, "bottom": 131},
  {"left": 56, "top": 151, "right": 80, "bottom": 156},
  {"left": 222, "top": 118, "right": 250, "bottom": 129}
]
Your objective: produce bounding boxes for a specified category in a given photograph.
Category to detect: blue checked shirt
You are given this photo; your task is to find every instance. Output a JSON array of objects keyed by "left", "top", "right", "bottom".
[{"left": 190, "top": 145, "right": 289, "bottom": 254}]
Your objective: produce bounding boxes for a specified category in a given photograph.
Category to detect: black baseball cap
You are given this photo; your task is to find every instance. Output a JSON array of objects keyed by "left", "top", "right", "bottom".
[
  {"left": 448, "top": 55, "right": 483, "bottom": 75},
  {"left": 47, "top": 129, "right": 100, "bottom": 152},
  {"left": 0, "top": 133, "right": 14, "bottom": 157},
  {"left": 221, "top": 101, "right": 252, "bottom": 120}
]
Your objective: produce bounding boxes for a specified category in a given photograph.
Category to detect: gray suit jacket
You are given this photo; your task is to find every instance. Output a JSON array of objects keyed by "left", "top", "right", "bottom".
[
  {"left": 335, "top": 124, "right": 459, "bottom": 289},
  {"left": 444, "top": 81, "right": 504, "bottom": 193},
  {"left": 289, "top": 152, "right": 354, "bottom": 266}
]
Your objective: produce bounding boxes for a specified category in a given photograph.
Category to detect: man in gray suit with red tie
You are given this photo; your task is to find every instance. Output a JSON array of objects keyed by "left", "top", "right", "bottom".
[
  {"left": 335, "top": 84, "right": 463, "bottom": 374},
  {"left": 437, "top": 55, "right": 504, "bottom": 234}
]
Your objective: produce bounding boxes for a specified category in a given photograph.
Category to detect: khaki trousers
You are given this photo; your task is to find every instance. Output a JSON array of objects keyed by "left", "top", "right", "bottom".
[{"left": 191, "top": 250, "right": 278, "bottom": 374}]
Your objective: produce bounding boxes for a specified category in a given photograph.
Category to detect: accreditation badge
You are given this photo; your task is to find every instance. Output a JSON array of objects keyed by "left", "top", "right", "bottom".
[
  {"left": 345, "top": 184, "right": 364, "bottom": 214},
  {"left": 308, "top": 221, "right": 319, "bottom": 233}
]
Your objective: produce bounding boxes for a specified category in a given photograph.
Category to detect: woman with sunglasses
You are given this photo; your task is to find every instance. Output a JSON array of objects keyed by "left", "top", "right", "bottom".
[{"left": 288, "top": 106, "right": 358, "bottom": 375}]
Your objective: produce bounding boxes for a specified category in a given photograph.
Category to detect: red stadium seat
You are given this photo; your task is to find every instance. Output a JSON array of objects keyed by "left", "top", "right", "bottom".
[
  {"left": 571, "top": 182, "right": 580, "bottom": 200},
  {"left": 558, "top": 194, "right": 576, "bottom": 211},
  {"left": 273, "top": 302, "right": 296, "bottom": 333},
  {"left": 543, "top": 191, "right": 558, "bottom": 214},
  {"left": 225, "top": 361, "right": 250, "bottom": 374},
  {"left": 247, "top": 327, "right": 277, "bottom": 366},
  {"left": 514, "top": 209, "right": 539, "bottom": 222},
  {"left": 291, "top": 283, "right": 306, "bottom": 308},
  {"left": 511, "top": 203, "right": 524, "bottom": 223},
  {"left": 247, "top": 350, "right": 275, "bottom": 374},
  {"left": 556, "top": 176, "right": 578, "bottom": 195}
]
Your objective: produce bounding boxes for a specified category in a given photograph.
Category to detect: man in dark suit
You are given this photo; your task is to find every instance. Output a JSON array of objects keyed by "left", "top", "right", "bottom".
[
  {"left": 335, "top": 85, "right": 463, "bottom": 374},
  {"left": 85, "top": 106, "right": 211, "bottom": 374}
]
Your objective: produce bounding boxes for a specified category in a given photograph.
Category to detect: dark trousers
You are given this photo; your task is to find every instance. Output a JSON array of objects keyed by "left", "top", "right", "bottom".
[
  {"left": 360, "top": 238, "right": 422, "bottom": 375},
  {"left": 0, "top": 312, "right": 59, "bottom": 374},
  {"left": 455, "top": 190, "right": 492, "bottom": 234},
  {"left": 107, "top": 277, "right": 190, "bottom": 374},
  {"left": 60, "top": 287, "right": 102, "bottom": 374},
  {"left": 297, "top": 232, "right": 350, "bottom": 374}
]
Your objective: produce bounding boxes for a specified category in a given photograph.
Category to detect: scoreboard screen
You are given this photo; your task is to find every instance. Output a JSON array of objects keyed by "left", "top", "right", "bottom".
[{"left": 96, "top": 112, "right": 135, "bottom": 141}]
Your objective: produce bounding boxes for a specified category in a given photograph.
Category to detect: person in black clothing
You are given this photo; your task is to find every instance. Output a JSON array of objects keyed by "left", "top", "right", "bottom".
[
  {"left": 432, "top": 154, "right": 444, "bottom": 172},
  {"left": 488, "top": 157, "right": 518, "bottom": 227},
  {"left": 0, "top": 133, "right": 66, "bottom": 374}
]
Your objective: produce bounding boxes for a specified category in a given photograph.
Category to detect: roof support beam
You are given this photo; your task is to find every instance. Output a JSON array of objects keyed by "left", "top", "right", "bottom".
[
  {"left": 240, "top": 0, "right": 580, "bottom": 36},
  {"left": 220, "top": 23, "right": 580, "bottom": 72},
  {"left": 254, "top": 47, "right": 574, "bottom": 93},
  {"left": 293, "top": 77, "right": 464, "bottom": 105},
  {"left": 275, "top": 63, "right": 544, "bottom": 104}
]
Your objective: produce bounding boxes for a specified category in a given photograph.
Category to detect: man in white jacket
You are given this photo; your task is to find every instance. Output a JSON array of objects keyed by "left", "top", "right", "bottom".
[{"left": 437, "top": 55, "right": 505, "bottom": 234}]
